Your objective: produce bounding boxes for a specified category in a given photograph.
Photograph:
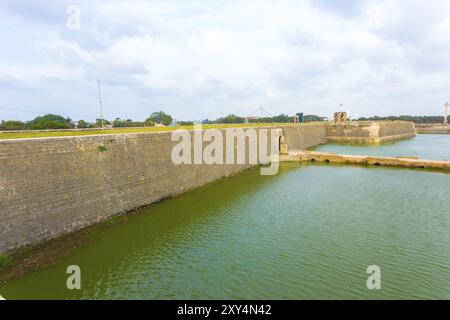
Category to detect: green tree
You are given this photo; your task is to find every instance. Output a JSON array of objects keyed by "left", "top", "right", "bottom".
[
  {"left": 177, "top": 121, "right": 194, "bottom": 126},
  {"left": 112, "top": 118, "right": 125, "bottom": 127},
  {"left": 147, "top": 111, "right": 173, "bottom": 126},
  {"left": 112, "top": 118, "right": 133, "bottom": 127},
  {"left": 357, "top": 115, "right": 445, "bottom": 124},
  {"left": 95, "top": 118, "right": 111, "bottom": 127},
  {"left": 144, "top": 118, "right": 155, "bottom": 127},
  {"left": 0, "top": 120, "right": 27, "bottom": 130},
  {"left": 27, "top": 114, "right": 74, "bottom": 130},
  {"left": 304, "top": 115, "right": 326, "bottom": 122},
  {"left": 214, "top": 114, "right": 245, "bottom": 124},
  {"left": 123, "top": 119, "right": 135, "bottom": 127},
  {"left": 271, "top": 114, "right": 292, "bottom": 123},
  {"left": 77, "top": 120, "right": 88, "bottom": 128}
]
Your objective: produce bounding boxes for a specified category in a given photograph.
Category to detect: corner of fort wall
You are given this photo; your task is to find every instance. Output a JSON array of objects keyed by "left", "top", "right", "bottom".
[
  {"left": 0, "top": 125, "right": 327, "bottom": 253},
  {"left": 324, "top": 121, "right": 416, "bottom": 143},
  {"left": 0, "top": 122, "right": 416, "bottom": 253}
]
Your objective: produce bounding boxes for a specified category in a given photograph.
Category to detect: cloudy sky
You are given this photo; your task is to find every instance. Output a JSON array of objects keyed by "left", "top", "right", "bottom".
[{"left": 1, "top": 0, "right": 449, "bottom": 122}]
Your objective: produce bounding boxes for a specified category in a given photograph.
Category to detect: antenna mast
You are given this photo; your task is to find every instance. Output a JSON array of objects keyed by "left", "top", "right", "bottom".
[{"left": 98, "top": 80, "right": 104, "bottom": 128}]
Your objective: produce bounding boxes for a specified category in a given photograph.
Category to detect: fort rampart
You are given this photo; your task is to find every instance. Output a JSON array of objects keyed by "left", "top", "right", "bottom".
[{"left": 0, "top": 122, "right": 415, "bottom": 252}]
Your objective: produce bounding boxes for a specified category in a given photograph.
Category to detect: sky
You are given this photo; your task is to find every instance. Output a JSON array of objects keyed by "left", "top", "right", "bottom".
[{"left": 1, "top": 0, "right": 450, "bottom": 122}]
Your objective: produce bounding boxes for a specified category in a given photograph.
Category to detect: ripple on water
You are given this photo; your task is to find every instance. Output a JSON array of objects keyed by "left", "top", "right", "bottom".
[{"left": 1, "top": 162, "right": 450, "bottom": 299}]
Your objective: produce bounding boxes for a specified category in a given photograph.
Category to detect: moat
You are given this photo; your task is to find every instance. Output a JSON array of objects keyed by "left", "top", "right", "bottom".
[
  {"left": 313, "top": 134, "right": 450, "bottom": 161},
  {"left": 1, "top": 135, "right": 449, "bottom": 299}
]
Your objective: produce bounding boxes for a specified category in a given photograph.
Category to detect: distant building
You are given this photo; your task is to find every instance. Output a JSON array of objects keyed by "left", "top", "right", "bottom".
[
  {"left": 334, "top": 112, "right": 348, "bottom": 124},
  {"left": 294, "top": 113, "right": 304, "bottom": 123}
]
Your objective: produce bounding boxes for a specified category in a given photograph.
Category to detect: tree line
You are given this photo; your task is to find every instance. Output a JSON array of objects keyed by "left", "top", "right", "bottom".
[
  {"left": 357, "top": 115, "right": 446, "bottom": 124},
  {"left": 0, "top": 112, "right": 326, "bottom": 130},
  {"left": 0, "top": 111, "right": 174, "bottom": 130},
  {"left": 2, "top": 112, "right": 445, "bottom": 131},
  {"left": 204, "top": 114, "right": 325, "bottom": 124}
]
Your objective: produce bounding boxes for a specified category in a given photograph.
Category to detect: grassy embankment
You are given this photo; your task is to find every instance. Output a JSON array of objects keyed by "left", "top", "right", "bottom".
[{"left": 0, "top": 123, "right": 320, "bottom": 140}]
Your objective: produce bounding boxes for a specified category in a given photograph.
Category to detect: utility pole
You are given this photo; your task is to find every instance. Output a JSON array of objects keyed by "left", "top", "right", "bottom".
[
  {"left": 97, "top": 80, "right": 104, "bottom": 128},
  {"left": 444, "top": 102, "right": 449, "bottom": 125}
]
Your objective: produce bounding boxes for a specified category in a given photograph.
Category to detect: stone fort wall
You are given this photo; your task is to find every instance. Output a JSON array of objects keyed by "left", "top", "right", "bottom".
[
  {"left": 0, "top": 125, "right": 327, "bottom": 253},
  {"left": 326, "top": 121, "right": 416, "bottom": 143},
  {"left": 0, "top": 122, "right": 415, "bottom": 253}
]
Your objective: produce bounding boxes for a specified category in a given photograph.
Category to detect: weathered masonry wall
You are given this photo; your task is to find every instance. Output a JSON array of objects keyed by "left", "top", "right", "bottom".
[
  {"left": 0, "top": 130, "right": 247, "bottom": 253},
  {"left": 325, "top": 121, "right": 416, "bottom": 143},
  {"left": 0, "top": 122, "right": 415, "bottom": 253},
  {"left": 0, "top": 125, "right": 327, "bottom": 253},
  {"left": 377, "top": 121, "right": 417, "bottom": 142},
  {"left": 283, "top": 124, "right": 327, "bottom": 150},
  {"left": 415, "top": 124, "right": 450, "bottom": 134}
]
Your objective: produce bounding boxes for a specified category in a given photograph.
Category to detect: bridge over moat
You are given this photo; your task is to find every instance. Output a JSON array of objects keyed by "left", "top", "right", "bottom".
[{"left": 281, "top": 150, "right": 450, "bottom": 171}]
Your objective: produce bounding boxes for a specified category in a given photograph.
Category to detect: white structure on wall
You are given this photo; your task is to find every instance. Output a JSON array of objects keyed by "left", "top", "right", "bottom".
[{"left": 444, "top": 102, "right": 449, "bottom": 125}]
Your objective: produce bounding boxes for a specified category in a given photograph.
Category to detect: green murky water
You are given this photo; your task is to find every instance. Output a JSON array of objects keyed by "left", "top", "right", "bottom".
[
  {"left": 312, "top": 134, "right": 450, "bottom": 160},
  {"left": 1, "top": 136, "right": 450, "bottom": 299}
]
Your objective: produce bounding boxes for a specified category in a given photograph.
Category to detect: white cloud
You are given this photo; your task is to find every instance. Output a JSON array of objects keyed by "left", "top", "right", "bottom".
[{"left": 0, "top": 0, "right": 449, "bottom": 121}]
